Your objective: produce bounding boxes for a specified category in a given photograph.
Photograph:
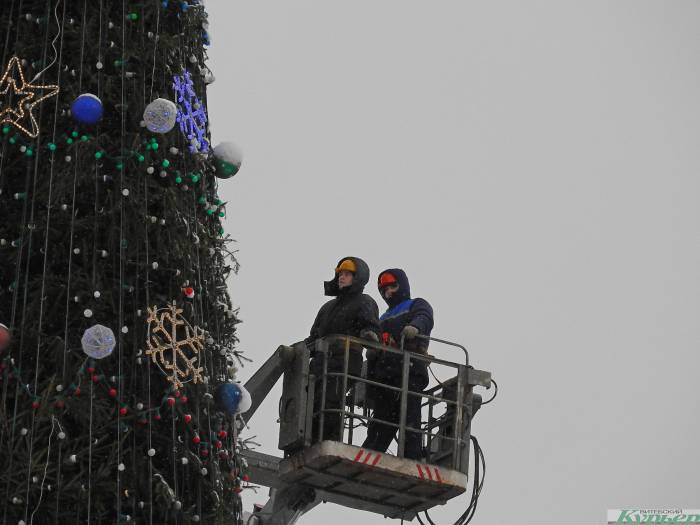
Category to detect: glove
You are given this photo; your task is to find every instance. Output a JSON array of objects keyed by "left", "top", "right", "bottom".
[
  {"left": 401, "top": 325, "right": 419, "bottom": 340},
  {"left": 360, "top": 330, "right": 379, "bottom": 343}
]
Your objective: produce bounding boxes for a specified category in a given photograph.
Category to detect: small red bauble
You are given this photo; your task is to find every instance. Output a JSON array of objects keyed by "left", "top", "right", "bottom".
[
  {"left": 74, "top": 387, "right": 81, "bottom": 397},
  {"left": 192, "top": 435, "right": 201, "bottom": 444},
  {"left": 32, "top": 400, "right": 40, "bottom": 409},
  {"left": 119, "top": 407, "right": 128, "bottom": 416},
  {"left": 183, "top": 287, "right": 195, "bottom": 299},
  {"left": 166, "top": 397, "right": 176, "bottom": 407},
  {"left": 218, "top": 430, "right": 227, "bottom": 439},
  {"left": 108, "top": 388, "right": 117, "bottom": 398},
  {"left": 200, "top": 448, "right": 209, "bottom": 457},
  {"left": 184, "top": 414, "right": 192, "bottom": 423}
]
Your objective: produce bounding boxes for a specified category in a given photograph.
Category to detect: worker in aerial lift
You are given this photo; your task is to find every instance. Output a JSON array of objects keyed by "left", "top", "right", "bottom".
[
  {"left": 306, "top": 256, "right": 381, "bottom": 442},
  {"left": 362, "top": 269, "right": 434, "bottom": 460}
]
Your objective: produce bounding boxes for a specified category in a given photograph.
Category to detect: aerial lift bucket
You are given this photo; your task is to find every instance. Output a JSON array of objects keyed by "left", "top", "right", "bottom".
[{"left": 240, "top": 335, "right": 492, "bottom": 524}]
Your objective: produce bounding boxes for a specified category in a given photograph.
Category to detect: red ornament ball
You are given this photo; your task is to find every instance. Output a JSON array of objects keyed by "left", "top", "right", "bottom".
[
  {"left": 183, "top": 287, "right": 195, "bottom": 299},
  {"left": 184, "top": 414, "right": 192, "bottom": 423},
  {"left": 119, "top": 407, "right": 128, "bottom": 416},
  {"left": 167, "top": 397, "right": 176, "bottom": 407},
  {"left": 108, "top": 388, "right": 118, "bottom": 398},
  {"left": 192, "top": 435, "right": 201, "bottom": 444},
  {"left": 0, "top": 323, "right": 11, "bottom": 350}
]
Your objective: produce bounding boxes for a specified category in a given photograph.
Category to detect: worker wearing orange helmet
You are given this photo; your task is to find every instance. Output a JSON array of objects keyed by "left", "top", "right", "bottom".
[
  {"left": 362, "top": 268, "right": 434, "bottom": 460},
  {"left": 307, "top": 256, "right": 381, "bottom": 442}
]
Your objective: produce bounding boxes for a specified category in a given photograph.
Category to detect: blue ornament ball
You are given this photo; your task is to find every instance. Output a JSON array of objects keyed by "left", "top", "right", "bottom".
[
  {"left": 214, "top": 382, "right": 242, "bottom": 415},
  {"left": 71, "top": 93, "right": 104, "bottom": 125}
]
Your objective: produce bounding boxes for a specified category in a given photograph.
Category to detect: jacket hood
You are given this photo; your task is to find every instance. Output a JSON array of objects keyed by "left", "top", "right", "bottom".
[
  {"left": 324, "top": 256, "right": 370, "bottom": 296},
  {"left": 378, "top": 268, "right": 411, "bottom": 307}
]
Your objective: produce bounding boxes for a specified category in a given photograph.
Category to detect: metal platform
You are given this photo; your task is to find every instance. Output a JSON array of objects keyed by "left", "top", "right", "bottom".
[{"left": 278, "top": 441, "right": 466, "bottom": 519}]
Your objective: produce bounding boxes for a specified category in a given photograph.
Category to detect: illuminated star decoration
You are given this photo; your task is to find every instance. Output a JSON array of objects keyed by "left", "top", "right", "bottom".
[
  {"left": 0, "top": 56, "right": 59, "bottom": 138},
  {"left": 172, "top": 69, "right": 210, "bottom": 153}
]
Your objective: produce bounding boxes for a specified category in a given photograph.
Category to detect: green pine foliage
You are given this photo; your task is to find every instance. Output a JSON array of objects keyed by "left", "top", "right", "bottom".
[{"left": 0, "top": 1, "right": 244, "bottom": 523}]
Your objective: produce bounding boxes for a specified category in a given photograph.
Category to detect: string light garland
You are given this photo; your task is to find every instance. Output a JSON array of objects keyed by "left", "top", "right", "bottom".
[{"left": 0, "top": 56, "right": 59, "bottom": 138}]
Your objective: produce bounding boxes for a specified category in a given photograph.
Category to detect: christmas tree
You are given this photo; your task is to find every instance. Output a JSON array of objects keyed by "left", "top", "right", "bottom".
[{"left": 0, "top": 1, "right": 247, "bottom": 523}]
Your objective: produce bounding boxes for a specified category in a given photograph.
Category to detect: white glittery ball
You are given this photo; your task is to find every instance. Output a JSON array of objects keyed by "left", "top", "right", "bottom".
[
  {"left": 143, "top": 98, "right": 177, "bottom": 133},
  {"left": 147, "top": 448, "right": 156, "bottom": 457},
  {"left": 81, "top": 324, "right": 116, "bottom": 359}
]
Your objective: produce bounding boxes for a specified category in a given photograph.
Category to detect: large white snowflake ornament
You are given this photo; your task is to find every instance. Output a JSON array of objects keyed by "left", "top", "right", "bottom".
[{"left": 145, "top": 303, "right": 205, "bottom": 389}]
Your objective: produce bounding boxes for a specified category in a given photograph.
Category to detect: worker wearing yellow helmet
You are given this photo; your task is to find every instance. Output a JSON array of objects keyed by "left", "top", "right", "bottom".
[{"left": 306, "top": 256, "right": 381, "bottom": 442}]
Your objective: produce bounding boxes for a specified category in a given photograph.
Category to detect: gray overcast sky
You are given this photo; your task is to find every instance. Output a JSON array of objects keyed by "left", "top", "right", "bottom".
[{"left": 206, "top": 2, "right": 700, "bottom": 524}]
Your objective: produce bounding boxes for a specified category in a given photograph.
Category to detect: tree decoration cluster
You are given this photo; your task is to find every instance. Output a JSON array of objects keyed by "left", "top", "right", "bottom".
[{"left": 0, "top": 1, "right": 249, "bottom": 523}]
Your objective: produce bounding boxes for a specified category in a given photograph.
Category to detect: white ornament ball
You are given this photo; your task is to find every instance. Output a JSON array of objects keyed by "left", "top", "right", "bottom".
[
  {"left": 81, "top": 324, "right": 116, "bottom": 359},
  {"left": 237, "top": 383, "right": 252, "bottom": 414},
  {"left": 143, "top": 98, "right": 177, "bottom": 133},
  {"left": 212, "top": 142, "right": 243, "bottom": 179}
]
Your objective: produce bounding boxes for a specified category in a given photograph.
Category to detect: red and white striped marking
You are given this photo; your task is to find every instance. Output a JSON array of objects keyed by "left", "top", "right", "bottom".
[
  {"left": 416, "top": 464, "right": 444, "bottom": 483},
  {"left": 352, "top": 449, "right": 382, "bottom": 466}
]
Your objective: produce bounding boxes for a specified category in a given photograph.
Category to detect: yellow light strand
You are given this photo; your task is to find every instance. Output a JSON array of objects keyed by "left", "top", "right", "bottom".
[{"left": 0, "top": 56, "right": 59, "bottom": 139}]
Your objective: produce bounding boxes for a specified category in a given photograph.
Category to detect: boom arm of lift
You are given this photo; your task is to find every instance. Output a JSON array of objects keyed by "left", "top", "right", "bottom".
[
  {"left": 243, "top": 344, "right": 297, "bottom": 421},
  {"left": 241, "top": 343, "right": 320, "bottom": 525}
]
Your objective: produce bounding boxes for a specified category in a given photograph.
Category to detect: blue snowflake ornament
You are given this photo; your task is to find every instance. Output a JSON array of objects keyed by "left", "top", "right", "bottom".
[{"left": 173, "top": 70, "right": 210, "bottom": 153}]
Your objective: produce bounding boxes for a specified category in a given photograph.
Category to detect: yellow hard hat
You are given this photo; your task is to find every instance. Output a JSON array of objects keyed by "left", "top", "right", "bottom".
[{"left": 335, "top": 259, "right": 357, "bottom": 274}]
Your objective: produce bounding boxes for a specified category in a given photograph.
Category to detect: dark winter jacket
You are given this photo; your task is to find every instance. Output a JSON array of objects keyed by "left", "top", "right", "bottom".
[
  {"left": 370, "top": 269, "right": 434, "bottom": 387},
  {"left": 307, "top": 257, "right": 381, "bottom": 375}
]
